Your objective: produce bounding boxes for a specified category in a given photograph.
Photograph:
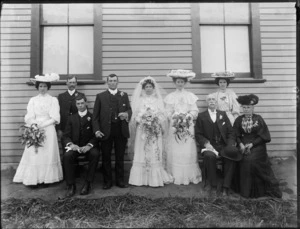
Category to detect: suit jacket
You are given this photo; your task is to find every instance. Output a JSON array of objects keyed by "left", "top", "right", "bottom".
[
  {"left": 92, "top": 90, "right": 132, "bottom": 140},
  {"left": 195, "top": 109, "right": 235, "bottom": 151},
  {"left": 57, "top": 90, "right": 85, "bottom": 132},
  {"left": 63, "top": 111, "right": 99, "bottom": 148}
]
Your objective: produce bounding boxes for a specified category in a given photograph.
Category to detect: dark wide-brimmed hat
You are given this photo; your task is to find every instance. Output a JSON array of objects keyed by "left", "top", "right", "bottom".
[
  {"left": 221, "top": 145, "right": 243, "bottom": 161},
  {"left": 236, "top": 94, "right": 259, "bottom": 106}
]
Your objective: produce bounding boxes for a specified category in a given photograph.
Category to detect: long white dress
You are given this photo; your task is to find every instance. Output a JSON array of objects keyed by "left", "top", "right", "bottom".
[
  {"left": 164, "top": 89, "right": 202, "bottom": 185},
  {"left": 128, "top": 95, "right": 173, "bottom": 187},
  {"left": 212, "top": 89, "right": 240, "bottom": 126},
  {"left": 13, "top": 94, "right": 63, "bottom": 185}
]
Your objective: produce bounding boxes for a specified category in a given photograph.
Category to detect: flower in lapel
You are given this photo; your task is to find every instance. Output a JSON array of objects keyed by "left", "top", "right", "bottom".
[
  {"left": 87, "top": 117, "right": 91, "bottom": 121},
  {"left": 120, "top": 91, "right": 124, "bottom": 96},
  {"left": 219, "top": 114, "right": 223, "bottom": 120},
  {"left": 75, "top": 92, "right": 78, "bottom": 97}
]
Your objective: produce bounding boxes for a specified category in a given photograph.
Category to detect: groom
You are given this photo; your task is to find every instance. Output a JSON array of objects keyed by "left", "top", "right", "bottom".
[{"left": 92, "top": 73, "right": 132, "bottom": 189}]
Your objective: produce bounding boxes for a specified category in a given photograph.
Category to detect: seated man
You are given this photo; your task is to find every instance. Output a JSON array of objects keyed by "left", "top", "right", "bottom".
[
  {"left": 195, "top": 93, "right": 242, "bottom": 196},
  {"left": 63, "top": 94, "right": 100, "bottom": 198}
]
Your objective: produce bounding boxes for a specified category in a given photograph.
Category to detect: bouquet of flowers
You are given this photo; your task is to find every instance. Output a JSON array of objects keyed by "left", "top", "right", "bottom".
[
  {"left": 136, "top": 107, "right": 164, "bottom": 141},
  {"left": 19, "top": 123, "right": 46, "bottom": 153},
  {"left": 172, "top": 113, "right": 194, "bottom": 143}
]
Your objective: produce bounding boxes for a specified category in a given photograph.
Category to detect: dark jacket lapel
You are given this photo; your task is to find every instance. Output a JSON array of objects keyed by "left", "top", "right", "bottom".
[
  {"left": 205, "top": 110, "right": 213, "bottom": 124},
  {"left": 216, "top": 110, "right": 226, "bottom": 142}
]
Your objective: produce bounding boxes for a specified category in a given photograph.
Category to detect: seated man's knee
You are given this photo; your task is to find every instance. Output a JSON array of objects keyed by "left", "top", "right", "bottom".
[
  {"left": 64, "top": 150, "right": 76, "bottom": 159},
  {"left": 203, "top": 151, "right": 217, "bottom": 160}
]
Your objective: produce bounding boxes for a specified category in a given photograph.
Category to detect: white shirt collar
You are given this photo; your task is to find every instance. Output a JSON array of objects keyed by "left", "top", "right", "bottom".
[
  {"left": 108, "top": 88, "right": 118, "bottom": 95},
  {"left": 208, "top": 109, "right": 217, "bottom": 122},
  {"left": 68, "top": 89, "right": 75, "bottom": 96},
  {"left": 78, "top": 109, "right": 87, "bottom": 117}
]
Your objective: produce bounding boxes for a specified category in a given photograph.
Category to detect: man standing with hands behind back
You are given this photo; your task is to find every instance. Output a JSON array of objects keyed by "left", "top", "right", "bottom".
[
  {"left": 92, "top": 73, "right": 132, "bottom": 190},
  {"left": 57, "top": 76, "right": 85, "bottom": 141}
]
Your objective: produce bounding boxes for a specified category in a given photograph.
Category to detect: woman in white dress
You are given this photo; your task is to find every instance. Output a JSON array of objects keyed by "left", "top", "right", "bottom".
[
  {"left": 13, "top": 74, "right": 63, "bottom": 186},
  {"left": 164, "top": 69, "right": 202, "bottom": 185},
  {"left": 211, "top": 71, "right": 240, "bottom": 126},
  {"left": 128, "top": 76, "right": 173, "bottom": 187}
]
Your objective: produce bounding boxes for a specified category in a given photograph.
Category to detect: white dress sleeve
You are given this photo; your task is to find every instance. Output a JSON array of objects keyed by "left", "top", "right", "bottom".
[
  {"left": 228, "top": 89, "right": 240, "bottom": 118},
  {"left": 189, "top": 102, "right": 199, "bottom": 120},
  {"left": 24, "top": 98, "right": 36, "bottom": 125},
  {"left": 49, "top": 97, "right": 60, "bottom": 124}
]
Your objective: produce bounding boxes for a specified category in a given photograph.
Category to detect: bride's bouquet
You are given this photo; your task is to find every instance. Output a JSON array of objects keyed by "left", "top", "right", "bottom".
[
  {"left": 19, "top": 123, "right": 46, "bottom": 153},
  {"left": 136, "top": 107, "right": 164, "bottom": 141},
  {"left": 172, "top": 113, "right": 194, "bottom": 143}
]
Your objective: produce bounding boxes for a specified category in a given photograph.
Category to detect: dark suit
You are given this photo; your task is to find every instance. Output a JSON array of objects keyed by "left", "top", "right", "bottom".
[
  {"left": 195, "top": 110, "right": 236, "bottom": 189},
  {"left": 57, "top": 90, "right": 85, "bottom": 134},
  {"left": 92, "top": 90, "right": 132, "bottom": 185},
  {"left": 63, "top": 111, "right": 100, "bottom": 185}
]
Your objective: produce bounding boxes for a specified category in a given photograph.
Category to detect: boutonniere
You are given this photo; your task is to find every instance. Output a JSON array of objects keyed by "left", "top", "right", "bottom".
[
  {"left": 219, "top": 114, "right": 223, "bottom": 120},
  {"left": 87, "top": 117, "right": 91, "bottom": 121},
  {"left": 120, "top": 91, "right": 124, "bottom": 96},
  {"left": 75, "top": 93, "right": 78, "bottom": 97}
]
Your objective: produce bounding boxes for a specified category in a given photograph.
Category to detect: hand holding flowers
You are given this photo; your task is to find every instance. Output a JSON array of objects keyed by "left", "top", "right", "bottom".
[
  {"left": 19, "top": 123, "right": 46, "bottom": 153},
  {"left": 136, "top": 107, "right": 164, "bottom": 141},
  {"left": 172, "top": 113, "right": 194, "bottom": 143}
]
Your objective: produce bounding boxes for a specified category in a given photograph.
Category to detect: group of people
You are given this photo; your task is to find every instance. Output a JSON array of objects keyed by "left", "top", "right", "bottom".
[{"left": 13, "top": 69, "right": 282, "bottom": 199}]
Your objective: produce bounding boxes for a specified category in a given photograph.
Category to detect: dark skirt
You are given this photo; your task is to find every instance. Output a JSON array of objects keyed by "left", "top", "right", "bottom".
[{"left": 239, "top": 143, "right": 282, "bottom": 198}]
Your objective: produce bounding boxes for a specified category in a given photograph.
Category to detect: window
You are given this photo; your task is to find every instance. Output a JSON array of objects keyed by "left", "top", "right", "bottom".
[
  {"left": 191, "top": 3, "right": 264, "bottom": 82},
  {"left": 30, "top": 3, "right": 103, "bottom": 81}
]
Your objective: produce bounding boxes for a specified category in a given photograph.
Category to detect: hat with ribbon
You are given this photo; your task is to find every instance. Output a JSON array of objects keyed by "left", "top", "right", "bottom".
[{"left": 236, "top": 94, "right": 259, "bottom": 106}]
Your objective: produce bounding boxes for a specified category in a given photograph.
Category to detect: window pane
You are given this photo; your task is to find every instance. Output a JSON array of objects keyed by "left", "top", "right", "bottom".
[
  {"left": 42, "top": 4, "right": 68, "bottom": 24},
  {"left": 224, "top": 3, "right": 250, "bottom": 24},
  {"left": 225, "top": 26, "right": 250, "bottom": 72},
  {"left": 199, "top": 3, "right": 224, "bottom": 24},
  {"left": 200, "top": 26, "right": 225, "bottom": 73},
  {"left": 69, "top": 26, "right": 93, "bottom": 74},
  {"left": 43, "top": 27, "right": 68, "bottom": 74},
  {"left": 69, "top": 4, "right": 94, "bottom": 23}
]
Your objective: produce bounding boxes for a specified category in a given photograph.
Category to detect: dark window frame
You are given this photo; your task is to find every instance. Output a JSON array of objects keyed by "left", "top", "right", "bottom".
[
  {"left": 29, "top": 3, "right": 105, "bottom": 85},
  {"left": 190, "top": 3, "right": 265, "bottom": 84}
]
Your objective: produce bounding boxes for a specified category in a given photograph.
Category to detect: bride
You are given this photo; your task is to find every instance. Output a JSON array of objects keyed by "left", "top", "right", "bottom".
[{"left": 128, "top": 76, "right": 173, "bottom": 187}]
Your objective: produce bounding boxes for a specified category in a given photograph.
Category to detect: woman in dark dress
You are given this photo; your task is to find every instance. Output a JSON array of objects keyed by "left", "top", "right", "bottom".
[{"left": 233, "top": 94, "right": 282, "bottom": 198}]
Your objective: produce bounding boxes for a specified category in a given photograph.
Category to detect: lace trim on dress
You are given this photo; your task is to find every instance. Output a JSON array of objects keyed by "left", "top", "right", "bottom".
[{"left": 164, "top": 89, "right": 198, "bottom": 105}]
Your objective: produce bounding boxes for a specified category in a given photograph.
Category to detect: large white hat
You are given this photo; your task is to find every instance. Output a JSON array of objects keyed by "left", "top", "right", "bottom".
[
  {"left": 30, "top": 73, "right": 60, "bottom": 83},
  {"left": 166, "top": 69, "right": 196, "bottom": 81}
]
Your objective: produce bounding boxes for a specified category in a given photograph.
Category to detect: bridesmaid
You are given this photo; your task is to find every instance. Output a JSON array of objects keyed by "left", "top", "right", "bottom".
[
  {"left": 211, "top": 71, "right": 240, "bottom": 126},
  {"left": 164, "top": 69, "right": 202, "bottom": 185}
]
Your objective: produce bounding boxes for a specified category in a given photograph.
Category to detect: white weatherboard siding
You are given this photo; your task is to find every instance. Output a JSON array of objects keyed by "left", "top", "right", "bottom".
[{"left": 0, "top": 2, "right": 296, "bottom": 169}]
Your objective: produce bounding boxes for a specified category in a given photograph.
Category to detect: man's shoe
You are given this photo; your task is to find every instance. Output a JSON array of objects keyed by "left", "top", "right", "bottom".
[
  {"left": 80, "top": 182, "right": 91, "bottom": 195},
  {"left": 102, "top": 182, "right": 112, "bottom": 190},
  {"left": 65, "top": 184, "right": 76, "bottom": 198},
  {"left": 222, "top": 187, "right": 229, "bottom": 197},
  {"left": 116, "top": 181, "right": 128, "bottom": 188}
]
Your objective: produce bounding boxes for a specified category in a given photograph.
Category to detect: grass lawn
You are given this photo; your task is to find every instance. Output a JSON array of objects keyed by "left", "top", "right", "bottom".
[{"left": 1, "top": 193, "right": 297, "bottom": 228}]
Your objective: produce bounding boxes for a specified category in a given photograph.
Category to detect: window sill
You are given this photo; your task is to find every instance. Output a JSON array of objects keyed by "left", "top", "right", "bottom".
[
  {"left": 26, "top": 80, "right": 106, "bottom": 86},
  {"left": 190, "top": 78, "right": 266, "bottom": 84}
]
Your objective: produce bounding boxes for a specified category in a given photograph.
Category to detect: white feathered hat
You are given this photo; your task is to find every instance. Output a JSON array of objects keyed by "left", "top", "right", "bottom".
[
  {"left": 30, "top": 73, "right": 60, "bottom": 83},
  {"left": 166, "top": 69, "right": 196, "bottom": 81}
]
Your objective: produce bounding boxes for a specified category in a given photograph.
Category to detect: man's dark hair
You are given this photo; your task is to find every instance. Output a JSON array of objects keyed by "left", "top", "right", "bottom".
[
  {"left": 107, "top": 73, "right": 118, "bottom": 81},
  {"left": 75, "top": 94, "right": 87, "bottom": 102},
  {"left": 67, "top": 75, "right": 78, "bottom": 82}
]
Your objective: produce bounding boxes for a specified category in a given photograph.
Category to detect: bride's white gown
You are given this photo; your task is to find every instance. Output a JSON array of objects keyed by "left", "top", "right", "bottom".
[
  {"left": 13, "top": 94, "right": 63, "bottom": 185},
  {"left": 129, "top": 95, "right": 173, "bottom": 187},
  {"left": 164, "top": 89, "right": 202, "bottom": 185}
]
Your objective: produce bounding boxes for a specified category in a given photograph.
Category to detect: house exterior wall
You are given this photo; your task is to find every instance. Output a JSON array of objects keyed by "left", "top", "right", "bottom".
[{"left": 0, "top": 2, "right": 296, "bottom": 169}]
